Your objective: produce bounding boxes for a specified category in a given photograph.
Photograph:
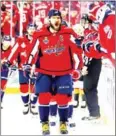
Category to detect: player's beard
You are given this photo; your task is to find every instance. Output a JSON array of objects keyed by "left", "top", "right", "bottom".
[{"left": 50, "top": 21, "right": 61, "bottom": 32}]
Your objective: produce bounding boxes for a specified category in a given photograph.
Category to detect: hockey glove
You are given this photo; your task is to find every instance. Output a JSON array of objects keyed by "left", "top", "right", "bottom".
[
  {"left": 1, "top": 61, "right": 11, "bottom": 70},
  {"left": 23, "top": 64, "right": 31, "bottom": 72},
  {"left": 72, "top": 70, "right": 81, "bottom": 82},
  {"left": 23, "top": 64, "right": 31, "bottom": 78}
]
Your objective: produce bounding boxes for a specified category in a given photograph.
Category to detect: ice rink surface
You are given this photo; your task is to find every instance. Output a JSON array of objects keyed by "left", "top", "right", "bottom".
[
  {"left": 1, "top": 63, "right": 115, "bottom": 135},
  {"left": 1, "top": 94, "right": 115, "bottom": 135}
]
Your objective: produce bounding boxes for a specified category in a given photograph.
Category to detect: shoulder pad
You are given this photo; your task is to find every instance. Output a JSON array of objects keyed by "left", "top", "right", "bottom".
[
  {"left": 33, "top": 27, "right": 50, "bottom": 38},
  {"left": 59, "top": 26, "right": 77, "bottom": 37}
]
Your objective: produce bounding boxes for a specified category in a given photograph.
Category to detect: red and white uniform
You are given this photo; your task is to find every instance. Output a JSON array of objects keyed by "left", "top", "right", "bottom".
[
  {"left": 16, "top": 7, "right": 32, "bottom": 33},
  {"left": 28, "top": 26, "right": 83, "bottom": 76},
  {"left": 82, "top": 26, "right": 115, "bottom": 66},
  {"left": 2, "top": 1, "right": 18, "bottom": 13},
  {"left": 89, "top": 2, "right": 115, "bottom": 53},
  {"left": 82, "top": 27, "right": 104, "bottom": 59},
  {"left": 33, "top": 2, "right": 52, "bottom": 23},
  {"left": 99, "top": 14, "right": 115, "bottom": 53},
  {"left": 1, "top": 11, "right": 18, "bottom": 37},
  {"left": 8, "top": 36, "right": 34, "bottom": 68}
]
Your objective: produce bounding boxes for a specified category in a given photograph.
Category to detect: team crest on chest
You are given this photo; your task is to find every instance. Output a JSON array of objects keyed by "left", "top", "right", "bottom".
[{"left": 43, "top": 37, "right": 49, "bottom": 44}]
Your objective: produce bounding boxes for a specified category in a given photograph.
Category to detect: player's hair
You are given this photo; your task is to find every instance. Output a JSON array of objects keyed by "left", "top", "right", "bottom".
[
  {"left": 81, "top": 14, "right": 93, "bottom": 24},
  {"left": 48, "top": 9, "right": 62, "bottom": 19}
]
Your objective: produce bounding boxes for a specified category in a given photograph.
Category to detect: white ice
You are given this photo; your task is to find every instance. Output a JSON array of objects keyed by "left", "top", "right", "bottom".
[
  {"left": 1, "top": 93, "right": 115, "bottom": 135},
  {"left": 1, "top": 63, "right": 115, "bottom": 135}
]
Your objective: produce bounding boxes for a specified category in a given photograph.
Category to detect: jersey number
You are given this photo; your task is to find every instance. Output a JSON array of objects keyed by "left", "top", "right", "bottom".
[
  {"left": 38, "top": 10, "right": 46, "bottom": 18},
  {"left": 104, "top": 25, "right": 112, "bottom": 39}
]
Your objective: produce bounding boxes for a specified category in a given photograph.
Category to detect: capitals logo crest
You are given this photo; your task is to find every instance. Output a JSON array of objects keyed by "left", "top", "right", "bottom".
[{"left": 43, "top": 37, "right": 49, "bottom": 44}]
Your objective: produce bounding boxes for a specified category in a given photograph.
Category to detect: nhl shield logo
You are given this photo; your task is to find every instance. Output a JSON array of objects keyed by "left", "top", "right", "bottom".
[
  {"left": 43, "top": 37, "right": 49, "bottom": 44},
  {"left": 59, "top": 35, "right": 64, "bottom": 42}
]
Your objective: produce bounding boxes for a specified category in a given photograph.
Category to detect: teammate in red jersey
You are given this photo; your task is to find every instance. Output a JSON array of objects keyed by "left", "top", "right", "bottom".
[
  {"left": 1, "top": 35, "right": 12, "bottom": 109},
  {"left": 27, "top": 9, "right": 82, "bottom": 135},
  {"left": 33, "top": 1, "right": 52, "bottom": 24},
  {"left": 1, "top": 4, "right": 18, "bottom": 38},
  {"left": 88, "top": 2, "right": 115, "bottom": 54},
  {"left": 16, "top": 2, "right": 32, "bottom": 34},
  {"left": 7, "top": 24, "right": 38, "bottom": 115},
  {"left": 1, "top": 1, "right": 18, "bottom": 13}
]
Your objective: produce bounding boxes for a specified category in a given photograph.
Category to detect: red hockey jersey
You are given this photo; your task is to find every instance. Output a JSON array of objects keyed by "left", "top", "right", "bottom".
[
  {"left": 2, "top": 1, "right": 18, "bottom": 13},
  {"left": 1, "top": 11, "right": 18, "bottom": 37},
  {"left": 82, "top": 27, "right": 105, "bottom": 59},
  {"left": 16, "top": 7, "right": 32, "bottom": 33},
  {"left": 99, "top": 14, "right": 115, "bottom": 53},
  {"left": 28, "top": 26, "right": 83, "bottom": 76},
  {"left": 8, "top": 36, "right": 34, "bottom": 68},
  {"left": 33, "top": 1, "right": 52, "bottom": 23}
]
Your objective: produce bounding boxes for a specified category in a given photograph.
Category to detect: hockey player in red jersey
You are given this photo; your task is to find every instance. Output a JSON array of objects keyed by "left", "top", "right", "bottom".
[
  {"left": 16, "top": 2, "right": 32, "bottom": 34},
  {"left": 88, "top": 2, "right": 115, "bottom": 54},
  {"left": 7, "top": 24, "right": 38, "bottom": 115},
  {"left": 1, "top": 4, "right": 18, "bottom": 38},
  {"left": 33, "top": 1, "right": 52, "bottom": 24},
  {"left": 1, "top": 1, "right": 18, "bottom": 13},
  {"left": 27, "top": 9, "right": 82, "bottom": 135},
  {"left": 79, "top": 14, "right": 105, "bottom": 121},
  {"left": 1, "top": 35, "right": 12, "bottom": 109}
]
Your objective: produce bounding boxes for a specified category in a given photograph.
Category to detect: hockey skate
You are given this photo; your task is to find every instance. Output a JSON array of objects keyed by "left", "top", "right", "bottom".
[
  {"left": 73, "top": 100, "right": 79, "bottom": 108},
  {"left": 50, "top": 116, "right": 57, "bottom": 126},
  {"left": 60, "top": 121, "right": 68, "bottom": 134},
  {"left": 23, "top": 104, "right": 29, "bottom": 115},
  {"left": 42, "top": 121, "right": 50, "bottom": 135},
  {"left": 80, "top": 100, "right": 86, "bottom": 108},
  {"left": 68, "top": 118, "right": 76, "bottom": 128},
  {"left": 82, "top": 116, "right": 101, "bottom": 124},
  {"left": 30, "top": 104, "right": 38, "bottom": 115}
]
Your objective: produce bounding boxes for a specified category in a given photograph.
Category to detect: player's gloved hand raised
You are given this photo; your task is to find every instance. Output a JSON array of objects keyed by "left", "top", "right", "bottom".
[
  {"left": 23, "top": 64, "right": 31, "bottom": 78},
  {"left": 71, "top": 70, "right": 81, "bottom": 82},
  {"left": 23, "top": 64, "right": 31, "bottom": 72},
  {"left": 82, "top": 41, "right": 93, "bottom": 52}
]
